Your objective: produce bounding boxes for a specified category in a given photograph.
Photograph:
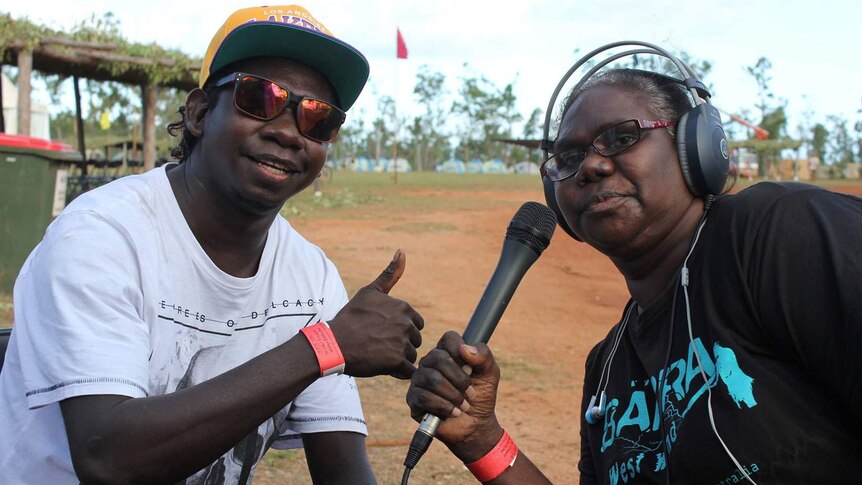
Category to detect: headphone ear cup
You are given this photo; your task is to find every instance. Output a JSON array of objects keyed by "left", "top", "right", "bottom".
[
  {"left": 542, "top": 175, "right": 581, "bottom": 241},
  {"left": 676, "top": 111, "right": 699, "bottom": 196},
  {"left": 676, "top": 104, "right": 730, "bottom": 197}
]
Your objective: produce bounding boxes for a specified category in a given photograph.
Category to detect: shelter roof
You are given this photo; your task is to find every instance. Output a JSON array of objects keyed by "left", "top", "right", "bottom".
[{"left": 1, "top": 15, "right": 200, "bottom": 90}]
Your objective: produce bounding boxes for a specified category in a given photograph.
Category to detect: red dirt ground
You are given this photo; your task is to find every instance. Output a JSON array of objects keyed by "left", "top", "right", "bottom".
[{"left": 254, "top": 180, "right": 862, "bottom": 484}]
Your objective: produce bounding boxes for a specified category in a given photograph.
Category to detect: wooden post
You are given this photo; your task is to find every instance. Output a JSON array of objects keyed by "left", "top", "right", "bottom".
[
  {"left": 142, "top": 82, "right": 157, "bottom": 171},
  {"left": 0, "top": 66, "right": 6, "bottom": 133},
  {"left": 73, "top": 76, "right": 90, "bottom": 191},
  {"left": 72, "top": 76, "right": 86, "bottom": 159},
  {"left": 17, "top": 49, "right": 33, "bottom": 136},
  {"left": 0, "top": 67, "right": 5, "bottom": 133}
]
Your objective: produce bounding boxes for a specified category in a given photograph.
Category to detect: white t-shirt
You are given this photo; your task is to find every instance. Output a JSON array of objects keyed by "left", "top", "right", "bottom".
[{"left": 0, "top": 165, "right": 366, "bottom": 484}]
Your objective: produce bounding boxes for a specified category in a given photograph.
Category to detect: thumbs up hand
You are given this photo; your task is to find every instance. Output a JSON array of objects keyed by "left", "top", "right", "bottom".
[{"left": 329, "top": 250, "right": 424, "bottom": 379}]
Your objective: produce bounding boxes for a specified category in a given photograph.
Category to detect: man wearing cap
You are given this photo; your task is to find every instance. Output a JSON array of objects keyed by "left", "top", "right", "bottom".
[{"left": 0, "top": 5, "right": 420, "bottom": 484}]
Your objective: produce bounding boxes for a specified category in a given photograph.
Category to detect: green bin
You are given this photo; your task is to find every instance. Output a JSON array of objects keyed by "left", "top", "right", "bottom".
[{"left": 0, "top": 134, "right": 82, "bottom": 293}]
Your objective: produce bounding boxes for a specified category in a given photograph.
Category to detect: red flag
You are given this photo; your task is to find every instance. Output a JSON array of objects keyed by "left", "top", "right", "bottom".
[{"left": 396, "top": 28, "right": 408, "bottom": 59}]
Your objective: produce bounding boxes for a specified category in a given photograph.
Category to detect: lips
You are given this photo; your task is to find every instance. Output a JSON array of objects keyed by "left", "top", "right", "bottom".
[
  {"left": 247, "top": 154, "right": 301, "bottom": 174},
  {"left": 582, "top": 191, "right": 629, "bottom": 213}
]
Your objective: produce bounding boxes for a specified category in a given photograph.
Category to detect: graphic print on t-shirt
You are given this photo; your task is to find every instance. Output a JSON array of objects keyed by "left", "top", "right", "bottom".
[
  {"left": 153, "top": 295, "right": 329, "bottom": 484},
  {"left": 599, "top": 338, "right": 758, "bottom": 484},
  {"left": 157, "top": 296, "right": 327, "bottom": 335}
]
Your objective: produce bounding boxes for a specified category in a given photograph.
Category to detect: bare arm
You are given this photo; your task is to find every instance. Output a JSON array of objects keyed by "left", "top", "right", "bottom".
[
  {"left": 62, "top": 335, "right": 320, "bottom": 484},
  {"left": 304, "top": 431, "right": 376, "bottom": 485}
]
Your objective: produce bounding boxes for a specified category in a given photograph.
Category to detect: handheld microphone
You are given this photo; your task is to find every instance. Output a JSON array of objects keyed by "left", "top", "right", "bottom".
[{"left": 401, "top": 201, "right": 557, "bottom": 480}]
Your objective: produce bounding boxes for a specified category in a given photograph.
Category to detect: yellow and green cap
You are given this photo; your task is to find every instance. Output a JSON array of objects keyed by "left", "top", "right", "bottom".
[{"left": 200, "top": 5, "right": 369, "bottom": 110}]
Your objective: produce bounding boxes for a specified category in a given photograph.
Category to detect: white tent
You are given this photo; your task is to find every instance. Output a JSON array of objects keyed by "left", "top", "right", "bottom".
[
  {"left": 482, "top": 159, "right": 507, "bottom": 173},
  {"left": 350, "top": 157, "right": 376, "bottom": 172},
  {"left": 514, "top": 161, "right": 541, "bottom": 175},
  {"left": 465, "top": 159, "right": 484, "bottom": 173},
  {"left": 435, "top": 159, "right": 466, "bottom": 173},
  {"left": 377, "top": 157, "right": 412, "bottom": 172}
]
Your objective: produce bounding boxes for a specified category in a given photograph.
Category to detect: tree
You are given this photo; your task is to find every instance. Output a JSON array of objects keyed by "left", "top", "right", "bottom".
[
  {"left": 451, "top": 66, "right": 522, "bottom": 164},
  {"left": 826, "top": 115, "right": 855, "bottom": 169},
  {"left": 811, "top": 123, "right": 828, "bottom": 162},
  {"left": 411, "top": 66, "right": 449, "bottom": 171},
  {"left": 514, "top": 107, "right": 543, "bottom": 162},
  {"left": 367, "top": 95, "right": 396, "bottom": 162},
  {"left": 625, "top": 50, "right": 713, "bottom": 83},
  {"left": 760, "top": 106, "right": 787, "bottom": 140},
  {"left": 745, "top": 57, "right": 787, "bottom": 177},
  {"left": 329, "top": 115, "right": 366, "bottom": 166},
  {"left": 747, "top": 57, "right": 774, "bottom": 122}
]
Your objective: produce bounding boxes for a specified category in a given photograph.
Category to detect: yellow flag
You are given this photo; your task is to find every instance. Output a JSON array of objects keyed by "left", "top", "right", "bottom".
[{"left": 100, "top": 110, "right": 111, "bottom": 131}]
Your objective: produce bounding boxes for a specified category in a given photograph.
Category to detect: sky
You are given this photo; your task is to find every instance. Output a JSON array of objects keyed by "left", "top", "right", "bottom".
[{"left": 5, "top": 0, "right": 862, "bottom": 142}]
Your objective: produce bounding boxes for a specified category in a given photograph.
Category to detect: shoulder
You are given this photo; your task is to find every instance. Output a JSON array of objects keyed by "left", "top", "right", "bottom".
[
  {"left": 718, "top": 181, "right": 860, "bottom": 212},
  {"left": 272, "top": 216, "right": 329, "bottom": 261},
  {"left": 711, "top": 182, "right": 862, "bottom": 232},
  {"left": 23, "top": 170, "right": 170, "bottom": 276},
  {"left": 270, "top": 216, "right": 343, "bottom": 279},
  {"left": 61, "top": 167, "right": 167, "bottom": 230}
]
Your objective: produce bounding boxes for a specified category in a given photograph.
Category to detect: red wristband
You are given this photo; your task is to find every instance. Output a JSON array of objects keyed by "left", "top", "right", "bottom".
[
  {"left": 466, "top": 430, "right": 518, "bottom": 483},
  {"left": 299, "top": 322, "right": 345, "bottom": 377}
]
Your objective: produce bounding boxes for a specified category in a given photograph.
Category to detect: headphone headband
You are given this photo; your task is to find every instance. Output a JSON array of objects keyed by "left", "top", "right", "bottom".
[{"left": 541, "top": 40, "right": 709, "bottom": 160}]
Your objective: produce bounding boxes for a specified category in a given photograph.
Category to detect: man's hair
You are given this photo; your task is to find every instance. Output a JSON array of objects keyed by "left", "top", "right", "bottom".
[
  {"left": 559, "top": 68, "right": 692, "bottom": 139},
  {"left": 166, "top": 82, "right": 222, "bottom": 163}
]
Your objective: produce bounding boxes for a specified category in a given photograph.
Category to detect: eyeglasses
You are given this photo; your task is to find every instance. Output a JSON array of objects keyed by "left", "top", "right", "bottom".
[
  {"left": 214, "top": 72, "right": 347, "bottom": 143},
  {"left": 542, "top": 119, "right": 676, "bottom": 182}
]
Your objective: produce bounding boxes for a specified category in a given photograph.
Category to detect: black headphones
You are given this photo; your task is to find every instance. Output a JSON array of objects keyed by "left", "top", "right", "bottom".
[{"left": 539, "top": 41, "right": 730, "bottom": 240}]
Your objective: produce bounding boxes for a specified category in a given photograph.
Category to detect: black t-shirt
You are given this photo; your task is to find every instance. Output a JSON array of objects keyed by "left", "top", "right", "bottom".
[{"left": 579, "top": 182, "right": 862, "bottom": 484}]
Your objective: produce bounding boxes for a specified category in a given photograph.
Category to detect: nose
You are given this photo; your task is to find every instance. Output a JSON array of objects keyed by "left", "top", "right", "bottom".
[
  {"left": 576, "top": 150, "right": 614, "bottom": 185},
  {"left": 260, "top": 105, "right": 306, "bottom": 149}
]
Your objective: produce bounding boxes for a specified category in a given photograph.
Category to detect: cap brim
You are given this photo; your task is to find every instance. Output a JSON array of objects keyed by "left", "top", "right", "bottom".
[{"left": 209, "top": 22, "right": 369, "bottom": 111}]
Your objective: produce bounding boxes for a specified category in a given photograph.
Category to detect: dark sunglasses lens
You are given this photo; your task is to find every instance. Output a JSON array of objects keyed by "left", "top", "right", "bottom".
[
  {"left": 298, "top": 99, "right": 345, "bottom": 142},
  {"left": 597, "top": 120, "right": 640, "bottom": 156},
  {"left": 235, "top": 76, "right": 289, "bottom": 120}
]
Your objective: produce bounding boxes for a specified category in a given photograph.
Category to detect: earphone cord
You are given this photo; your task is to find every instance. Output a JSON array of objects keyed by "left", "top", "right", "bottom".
[
  {"left": 682, "top": 213, "right": 758, "bottom": 485},
  {"left": 593, "top": 302, "right": 637, "bottom": 400},
  {"left": 658, "top": 278, "right": 679, "bottom": 485}
]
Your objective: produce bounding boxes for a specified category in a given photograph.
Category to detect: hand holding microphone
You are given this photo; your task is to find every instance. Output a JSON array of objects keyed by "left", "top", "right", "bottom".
[
  {"left": 407, "top": 331, "right": 504, "bottom": 462},
  {"left": 402, "top": 202, "right": 557, "bottom": 477}
]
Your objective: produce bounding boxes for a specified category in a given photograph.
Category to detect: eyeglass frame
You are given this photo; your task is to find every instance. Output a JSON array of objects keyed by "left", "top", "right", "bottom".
[
  {"left": 213, "top": 72, "right": 347, "bottom": 143},
  {"left": 542, "top": 118, "right": 676, "bottom": 182}
]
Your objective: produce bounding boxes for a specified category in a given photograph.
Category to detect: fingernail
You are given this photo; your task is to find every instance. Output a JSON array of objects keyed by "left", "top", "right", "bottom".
[
  {"left": 462, "top": 365, "right": 473, "bottom": 376},
  {"left": 459, "top": 400, "right": 471, "bottom": 413},
  {"left": 466, "top": 386, "right": 477, "bottom": 399},
  {"left": 391, "top": 249, "right": 402, "bottom": 262},
  {"left": 464, "top": 345, "right": 478, "bottom": 356},
  {"left": 451, "top": 407, "right": 462, "bottom": 417}
]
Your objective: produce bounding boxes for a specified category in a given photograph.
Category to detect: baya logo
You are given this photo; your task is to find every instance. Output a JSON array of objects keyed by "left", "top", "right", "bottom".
[
  {"left": 600, "top": 338, "right": 757, "bottom": 453},
  {"left": 599, "top": 339, "right": 758, "bottom": 484}
]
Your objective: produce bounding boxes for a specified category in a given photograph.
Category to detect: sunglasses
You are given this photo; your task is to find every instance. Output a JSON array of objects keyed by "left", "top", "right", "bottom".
[
  {"left": 214, "top": 72, "right": 346, "bottom": 143},
  {"left": 542, "top": 119, "right": 675, "bottom": 182}
]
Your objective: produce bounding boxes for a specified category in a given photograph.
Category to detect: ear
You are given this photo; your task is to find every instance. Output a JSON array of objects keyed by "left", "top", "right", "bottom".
[{"left": 184, "top": 88, "right": 209, "bottom": 138}]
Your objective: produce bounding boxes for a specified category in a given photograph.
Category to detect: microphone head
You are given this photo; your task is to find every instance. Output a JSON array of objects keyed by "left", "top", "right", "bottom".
[{"left": 506, "top": 202, "right": 557, "bottom": 254}]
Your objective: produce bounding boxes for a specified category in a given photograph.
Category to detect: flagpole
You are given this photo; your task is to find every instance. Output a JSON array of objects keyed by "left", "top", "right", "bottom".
[
  {"left": 392, "top": 59, "right": 399, "bottom": 184},
  {"left": 393, "top": 28, "right": 408, "bottom": 184}
]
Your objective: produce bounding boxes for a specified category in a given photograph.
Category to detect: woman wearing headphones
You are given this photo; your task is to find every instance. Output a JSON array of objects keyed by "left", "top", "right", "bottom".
[{"left": 406, "top": 45, "right": 862, "bottom": 484}]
